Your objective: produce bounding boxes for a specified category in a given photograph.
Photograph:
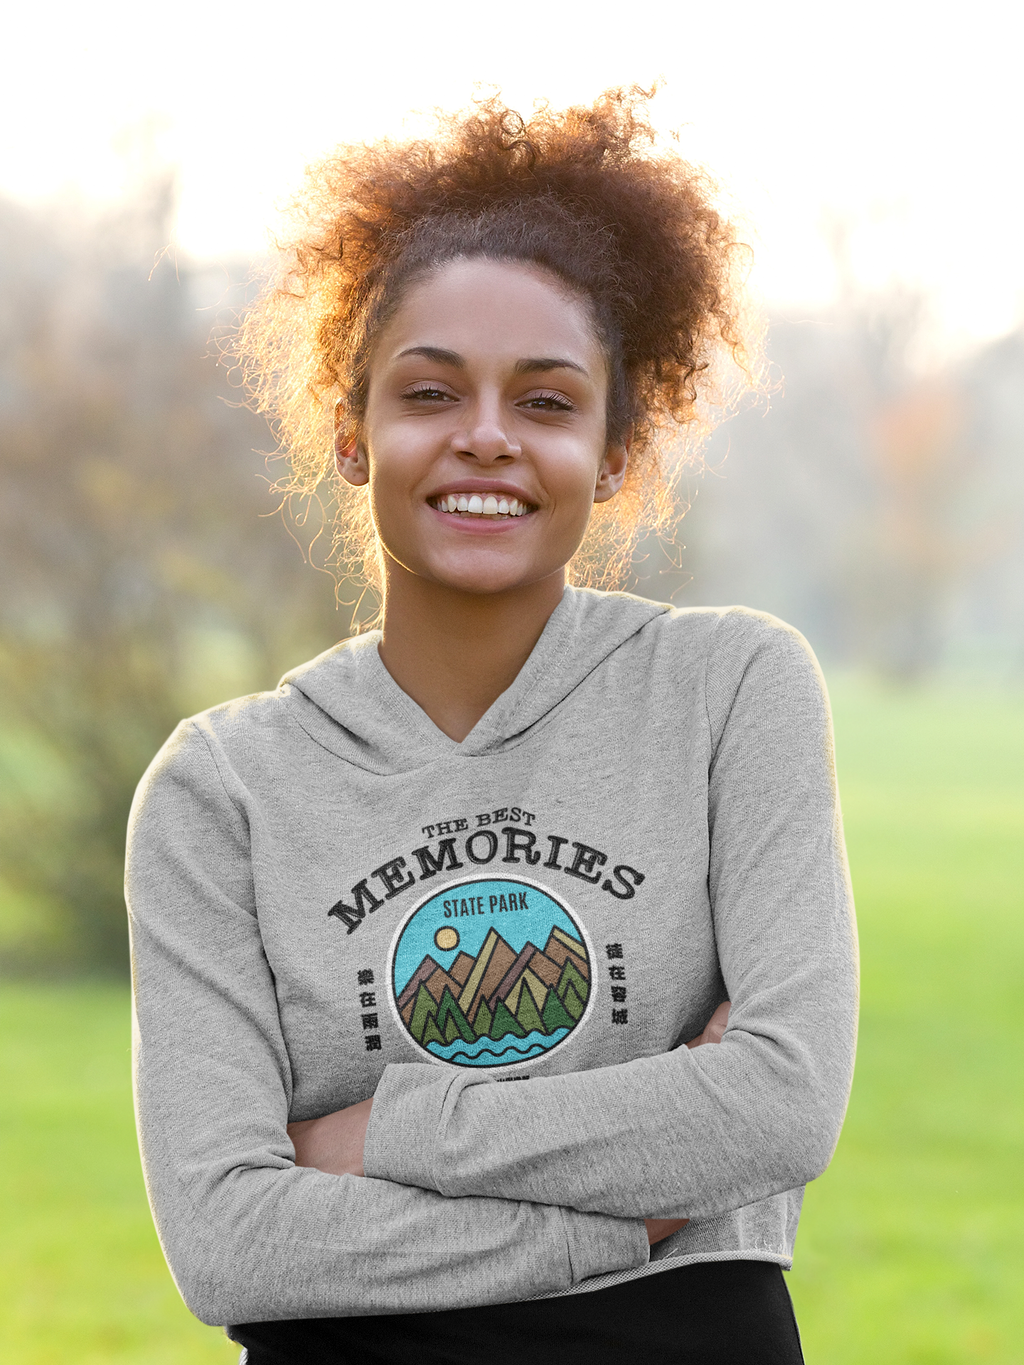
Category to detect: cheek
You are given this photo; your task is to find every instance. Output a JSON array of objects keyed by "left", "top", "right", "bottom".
[
  {"left": 363, "top": 427, "right": 431, "bottom": 499},
  {"left": 545, "top": 437, "right": 606, "bottom": 503},
  {"left": 366, "top": 473, "right": 417, "bottom": 543}
]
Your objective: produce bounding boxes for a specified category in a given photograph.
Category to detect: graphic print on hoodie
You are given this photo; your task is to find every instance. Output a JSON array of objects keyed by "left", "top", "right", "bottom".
[
  {"left": 126, "top": 586, "right": 859, "bottom": 1324},
  {"left": 389, "top": 875, "right": 594, "bottom": 1067},
  {"left": 322, "top": 792, "right": 649, "bottom": 1082}
]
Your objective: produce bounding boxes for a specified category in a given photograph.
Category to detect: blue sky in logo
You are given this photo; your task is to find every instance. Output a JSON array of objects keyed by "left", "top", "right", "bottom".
[{"left": 392, "top": 877, "right": 586, "bottom": 997}]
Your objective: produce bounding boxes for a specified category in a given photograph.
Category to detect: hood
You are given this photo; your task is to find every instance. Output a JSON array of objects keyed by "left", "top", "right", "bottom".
[{"left": 279, "top": 586, "right": 668, "bottom": 776}]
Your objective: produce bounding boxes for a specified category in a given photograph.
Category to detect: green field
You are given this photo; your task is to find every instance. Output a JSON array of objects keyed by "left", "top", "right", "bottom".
[{"left": 1, "top": 681, "right": 1022, "bottom": 1363}]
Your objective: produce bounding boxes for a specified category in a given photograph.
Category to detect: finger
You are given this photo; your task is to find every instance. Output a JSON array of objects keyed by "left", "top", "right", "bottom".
[{"left": 705, "top": 1000, "right": 731, "bottom": 1043}]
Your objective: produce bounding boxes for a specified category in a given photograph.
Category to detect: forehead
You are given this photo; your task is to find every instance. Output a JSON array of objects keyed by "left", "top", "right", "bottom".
[{"left": 376, "top": 257, "right": 604, "bottom": 370}]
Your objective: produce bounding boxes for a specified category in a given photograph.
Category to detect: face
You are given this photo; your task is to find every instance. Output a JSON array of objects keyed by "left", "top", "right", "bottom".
[{"left": 338, "top": 257, "right": 628, "bottom": 598}]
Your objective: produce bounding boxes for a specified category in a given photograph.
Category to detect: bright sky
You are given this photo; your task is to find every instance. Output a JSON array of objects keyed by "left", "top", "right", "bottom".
[{"left": 3, "top": 0, "right": 1020, "bottom": 357}]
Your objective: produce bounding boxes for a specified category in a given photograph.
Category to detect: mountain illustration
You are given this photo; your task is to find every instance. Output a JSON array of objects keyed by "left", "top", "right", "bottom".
[
  {"left": 401, "top": 923, "right": 590, "bottom": 1049},
  {"left": 397, "top": 957, "right": 468, "bottom": 1021},
  {"left": 449, "top": 951, "right": 475, "bottom": 985}
]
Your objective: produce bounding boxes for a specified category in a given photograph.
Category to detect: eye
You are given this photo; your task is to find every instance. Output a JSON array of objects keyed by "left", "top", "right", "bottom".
[
  {"left": 403, "top": 384, "right": 457, "bottom": 403},
  {"left": 520, "top": 391, "right": 576, "bottom": 412}
]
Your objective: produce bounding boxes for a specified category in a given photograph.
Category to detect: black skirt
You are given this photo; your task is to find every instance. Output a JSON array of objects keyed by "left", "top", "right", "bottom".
[{"left": 229, "top": 1258, "right": 804, "bottom": 1365}]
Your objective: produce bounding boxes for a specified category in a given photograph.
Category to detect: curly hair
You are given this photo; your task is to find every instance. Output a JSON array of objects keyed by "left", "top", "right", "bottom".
[{"left": 235, "top": 87, "right": 757, "bottom": 599}]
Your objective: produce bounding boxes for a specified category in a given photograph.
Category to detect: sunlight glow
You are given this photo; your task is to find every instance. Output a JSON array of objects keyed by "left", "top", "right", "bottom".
[{"left": 2, "top": 0, "right": 1019, "bottom": 354}]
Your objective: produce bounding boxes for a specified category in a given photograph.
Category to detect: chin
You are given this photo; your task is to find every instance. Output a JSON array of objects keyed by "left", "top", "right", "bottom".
[
  {"left": 422, "top": 555, "right": 554, "bottom": 597},
  {"left": 413, "top": 546, "right": 523, "bottom": 591},
  {"left": 435, "top": 570, "right": 537, "bottom": 597}
]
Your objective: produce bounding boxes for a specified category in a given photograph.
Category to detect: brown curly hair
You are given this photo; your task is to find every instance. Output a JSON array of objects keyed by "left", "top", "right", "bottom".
[{"left": 235, "top": 87, "right": 756, "bottom": 598}]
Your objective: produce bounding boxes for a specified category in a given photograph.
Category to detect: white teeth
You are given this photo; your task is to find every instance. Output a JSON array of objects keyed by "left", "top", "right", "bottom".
[{"left": 436, "top": 492, "right": 531, "bottom": 516}]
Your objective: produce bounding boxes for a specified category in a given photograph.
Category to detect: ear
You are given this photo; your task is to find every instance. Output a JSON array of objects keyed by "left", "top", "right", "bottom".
[
  {"left": 334, "top": 403, "right": 369, "bottom": 486},
  {"left": 593, "top": 431, "right": 631, "bottom": 504}
]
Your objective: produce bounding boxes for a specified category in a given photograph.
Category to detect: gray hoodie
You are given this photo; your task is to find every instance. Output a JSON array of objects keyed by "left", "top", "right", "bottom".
[{"left": 126, "top": 587, "right": 858, "bottom": 1326}]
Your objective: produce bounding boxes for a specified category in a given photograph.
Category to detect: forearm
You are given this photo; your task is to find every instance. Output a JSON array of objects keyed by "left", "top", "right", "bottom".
[
  {"left": 297, "top": 1005, "right": 731, "bottom": 1235},
  {"left": 142, "top": 1137, "right": 648, "bottom": 1324},
  {"left": 363, "top": 991, "right": 855, "bottom": 1220},
  {"left": 288, "top": 1097, "right": 687, "bottom": 1246}
]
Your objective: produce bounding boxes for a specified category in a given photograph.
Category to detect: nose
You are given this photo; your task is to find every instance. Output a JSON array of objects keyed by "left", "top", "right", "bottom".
[{"left": 451, "top": 398, "right": 521, "bottom": 464}]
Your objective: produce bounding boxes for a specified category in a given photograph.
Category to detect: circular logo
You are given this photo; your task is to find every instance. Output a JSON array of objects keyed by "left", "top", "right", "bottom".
[{"left": 388, "top": 876, "right": 592, "bottom": 1068}]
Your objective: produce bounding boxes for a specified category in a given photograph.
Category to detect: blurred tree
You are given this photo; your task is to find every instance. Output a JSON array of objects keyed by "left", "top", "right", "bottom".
[
  {"left": 0, "top": 174, "right": 346, "bottom": 975},
  {"left": 636, "top": 288, "right": 1023, "bottom": 682},
  {"left": 863, "top": 379, "right": 967, "bottom": 678}
]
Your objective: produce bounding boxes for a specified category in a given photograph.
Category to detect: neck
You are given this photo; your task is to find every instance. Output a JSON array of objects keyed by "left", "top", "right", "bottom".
[{"left": 377, "top": 562, "right": 566, "bottom": 742}]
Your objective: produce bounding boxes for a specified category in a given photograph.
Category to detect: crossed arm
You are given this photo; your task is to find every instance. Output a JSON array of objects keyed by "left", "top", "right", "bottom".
[
  {"left": 128, "top": 623, "right": 856, "bottom": 1322},
  {"left": 288, "top": 1000, "right": 733, "bottom": 1246}
]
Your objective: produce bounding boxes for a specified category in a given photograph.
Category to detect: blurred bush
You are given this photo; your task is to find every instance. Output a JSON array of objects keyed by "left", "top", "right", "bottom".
[{"left": 0, "top": 173, "right": 346, "bottom": 976}]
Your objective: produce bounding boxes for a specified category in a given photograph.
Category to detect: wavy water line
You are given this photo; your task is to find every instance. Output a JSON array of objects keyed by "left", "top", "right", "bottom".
[
  {"left": 437, "top": 1042, "right": 547, "bottom": 1064},
  {"left": 425, "top": 1026, "right": 570, "bottom": 1067}
]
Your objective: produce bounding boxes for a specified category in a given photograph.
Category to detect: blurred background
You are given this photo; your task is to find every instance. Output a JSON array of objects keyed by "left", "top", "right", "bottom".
[{"left": 1, "top": 1, "right": 1021, "bottom": 1361}]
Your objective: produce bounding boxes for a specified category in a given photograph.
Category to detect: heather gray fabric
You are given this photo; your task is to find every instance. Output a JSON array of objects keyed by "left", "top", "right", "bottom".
[{"left": 126, "top": 587, "right": 858, "bottom": 1326}]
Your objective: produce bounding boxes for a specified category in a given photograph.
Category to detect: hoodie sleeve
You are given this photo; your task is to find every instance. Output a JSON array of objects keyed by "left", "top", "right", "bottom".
[
  {"left": 127, "top": 721, "right": 649, "bottom": 1327},
  {"left": 362, "top": 614, "right": 859, "bottom": 1221}
]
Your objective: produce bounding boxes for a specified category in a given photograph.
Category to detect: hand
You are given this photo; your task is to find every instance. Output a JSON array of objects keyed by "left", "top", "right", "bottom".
[
  {"left": 685, "top": 999, "right": 731, "bottom": 1049},
  {"left": 287, "top": 1096, "right": 373, "bottom": 1177},
  {"left": 645, "top": 1002, "right": 731, "bottom": 1244},
  {"left": 645, "top": 1217, "right": 690, "bottom": 1245}
]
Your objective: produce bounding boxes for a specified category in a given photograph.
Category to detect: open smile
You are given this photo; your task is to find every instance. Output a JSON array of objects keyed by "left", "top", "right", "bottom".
[{"left": 429, "top": 493, "right": 535, "bottom": 518}]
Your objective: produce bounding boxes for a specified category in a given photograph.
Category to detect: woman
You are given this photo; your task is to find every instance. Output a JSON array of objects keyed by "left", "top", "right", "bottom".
[{"left": 126, "top": 91, "right": 858, "bottom": 1364}]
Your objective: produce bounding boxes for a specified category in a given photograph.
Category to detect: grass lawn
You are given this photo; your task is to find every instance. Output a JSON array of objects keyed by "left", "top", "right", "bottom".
[
  {"left": 788, "top": 682, "right": 1024, "bottom": 1363},
  {"left": 1, "top": 681, "right": 1022, "bottom": 1363},
  {"left": 0, "top": 986, "right": 236, "bottom": 1365}
]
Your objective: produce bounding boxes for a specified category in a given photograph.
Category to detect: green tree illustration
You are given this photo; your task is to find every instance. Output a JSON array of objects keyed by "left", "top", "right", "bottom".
[{"left": 489, "top": 999, "right": 527, "bottom": 1041}]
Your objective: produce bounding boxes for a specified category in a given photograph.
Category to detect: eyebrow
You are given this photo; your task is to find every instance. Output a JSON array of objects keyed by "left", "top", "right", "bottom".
[
  {"left": 515, "top": 356, "right": 588, "bottom": 376},
  {"left": 395, "top": 346, "right": 588, "bottom": 376}
]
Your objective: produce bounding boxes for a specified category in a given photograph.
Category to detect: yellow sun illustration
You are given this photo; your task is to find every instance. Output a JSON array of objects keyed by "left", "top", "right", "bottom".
[{"left": 434, "top": 926, "right": 460, "bottom": 952}]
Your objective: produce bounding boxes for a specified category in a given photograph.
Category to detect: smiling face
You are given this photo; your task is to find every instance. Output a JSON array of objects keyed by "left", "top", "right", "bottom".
[{"left": 338, "top": 257, "right": 628, "bottom": 598}]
